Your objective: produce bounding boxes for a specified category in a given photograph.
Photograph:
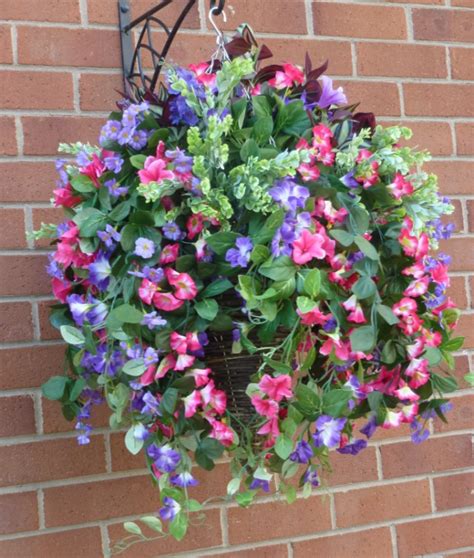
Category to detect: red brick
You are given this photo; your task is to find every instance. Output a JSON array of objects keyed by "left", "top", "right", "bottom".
[
  {"left": 222, "top": 0, "right": 307, "bottom": 34},
  {"left": 0, "top": 436, "right": 106, "bottom": 487},
  {"left": 387, "top": 0, "right": 443, "bottom": 3},
  {"left": 199, "top": 546, "right": 288, "bottom": 558},
  {"left": 0, "top": 162, "right": 57, "bottom": 203},
  {"left": 379, "top": 120, "right": 453, "bottom": 157},
  {"left": 0, "top": 492, "right": 39, "bottom": 535},
  {"left": 396, "top": 512, "right": 474, "bottom": 558},
  {"left": 0, "top": 0, "right": 80, "bottom": 22},
  {"left": 0, "top": 527, "right": 103, "bottom": 558},
  {"left": 0, "top": 25, "right": 12, "bottom": 64},
  {"left": 448, "top": 275, "right": 468, "bottom": 309},
  {"left": 445, "top": 199, "right": 465, "bottom": 234},
  {"left": 434, "top": 471, "right": 474, "bottom": 511},
  {"left": 413, "top": 8, "right": 474, "bottom": 43},
  {"left": 228, "top": 496, "right": 331, "bottom": 544},
  {"left": 452, "top": 313, "right": 474, "bottom": 350},
  {"left": 0, "top": 395, "right": 36, "bottom": 437},
  {"left": 79, "top": 73, "right": 123, "bottom": 111},
  {"left": 451, "top": 47, "right": 474, "bottom": 80},
  {"left": 88, "top": 0, "right": 200, "bottom": 27},
  {"left": 262, "top": 38, "right": 353, "bottom": 75},
  {"left": 293, "top": 527, "right": 393, "bottom": 558},
  {"left": 0, "top": 117, "right": 16, "bottom": 156},
  {"left": 110, "top": 431, "right": 146, "bottom": 471},
  {"left": 448, "top": 552, "right": 474, "bottom": 558},
  {"left": 44, "top": 475, "right": 160, "bottom": 526},
  {"left": 18, "top": 27, "right": 120, "bottom": 68},
  {"left": 22, "top": 116, "right": 103, "bottom": 156},
  {"left": 42, "top": 398, "right": 109, "bottom": 434},
  {"left": 357, "top": 43, "right": 447, "bottom": 78},
  {"left": 440, "top": 238, "right": 474, "bottom": 272},
  {"left": 0, "top": 302, "right": 33, "bottom": 343},
  {"left": 0, "top": 208, "right": 26, "bottom": 249},
  {"left": 426, "top": 161, "right": 474, "bottom": 195},
  {"left": 0, "top": 71, "right": 74, "bottom": 110},
  {"left": 453, "top": 0, "right": 474, "bottom": 6},
  {"left": 313, "top": 3, "right": 406, "bottom": 39},
  {"left": 0, "top": 255, "right": 50, "bottom": 296},
  {"left": 468, "top": 200, "right": 474, "bottom": 232},
  {"left": 381, "top": 434, "right": 472, "bottom": 478},
  {"left": 107, "top": 509, "right": 222, "bottom": 557},
  {"left": 339, "top": 81, "right": 400, "bottom": 116},
  {"left": 335, "top": 480, "right": 431, "bottom": 528},
  {"left": 450, "top": 354, "right": 471, "bottom": 390},
  {"left": 323, "top": 446, "right": 379, "bottom": 486},
  {"left": 457, "top": 123, "right": 474, "bottom": 156},
  {"left": 32, "top": 207, "right": 62, "bottom": 249},
  {"left": 0, "top": 345, "right": 65, "bottom": 390},
  {"left": 435, "top": 394, "right": 474, "bottom": 433},
  {"left": 37, "top": 299, "right": 61, "bottom": 341},
  {"left": 404, "top": 83, "right": 474, "bottom": 117}
]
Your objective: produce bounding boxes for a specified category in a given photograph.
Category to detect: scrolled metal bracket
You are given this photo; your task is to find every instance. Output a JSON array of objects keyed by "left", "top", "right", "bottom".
[{"left": 119, "top": 0, "right": 209, "bottom": 101}]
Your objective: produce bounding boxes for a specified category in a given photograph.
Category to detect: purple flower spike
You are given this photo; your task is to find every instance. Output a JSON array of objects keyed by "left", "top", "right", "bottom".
[{"left": 313, "top": 415, "right": 347, "bottom": 449}]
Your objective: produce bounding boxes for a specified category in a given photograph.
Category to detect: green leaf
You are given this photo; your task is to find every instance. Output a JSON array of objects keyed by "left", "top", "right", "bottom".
[
  {"left": 185, "top": 499, "right": 203, "bottom": 512},
  {"left": 250, "top": 244, "right": 270, "bottom": 264},
  {"left": 367, "top": 391, "right": 383, "bottom": 412},
  {"left": 295, "top": 383, "right": 320, "bottom": 417},
  {"left": 259, "top": 256, "right": 296, "bottom": 282},
  {"left": 304, "top": 269, "right": 321, "bottom": 299},
  {"left": 124, "top": 522, "right": 143, "bottom": 536},
  {"left": 109, "top": 200, "right": 132, "bottom": 222},
  {"left": 206, "top": 232, "right": 240, "bottom": 256},
  {"left": 441, "top": 337, "right": 464, "bottom": 352},
  {"left": 276, "top": 99, "right": 311, "bottom": 136},
  {"left": 424, "top": 347, "right": 442, "bottom": 366},
  {"left": 235, "top": 491, "right": 256, "bottom": 507},
  {"left": 60, "top": 325, "right": 85, "bottom": 346},
  {"left": 130, "top": 210, "right": 155, "bottom": 226},
  {"left": 464, "top": 372, "right": 474, "bottom": 386},
  {"left": 232, "top": 98, "right": 247, "bottom": 128},
  {"left": 252, "top": 116, "right": 274, "bottom": 144},
  {"left": 200, "top": 278, "right": 233, "bottom": 298},
  {"left": 110, "top": 304, "right": 143, "bottom": 324},
  {"left": 195, "top": 437, "right": 224, "bottom": 471},
  {"left": 354, "top": 235, "right": 379, "bottom": 261},
  {"left": 348, "top": 205, "right": 370, "bottom": 235},
  {"left": 329, "top": 229, "right": 354, "bottom": 247},
  {"left": 240, "top": 138, "right": 259, "bottom": 161},
  {"left": 296, "top": 296, "right": 317, "bottom": 314},
  {"left": 377, "top": 304, "right": 399, "bottom": 325},
  {"left": 70, "top": 174, "right": 95, "bottom": 193},
  {"left": 69, "top": 378, "right": 86, "bottom": 401},
  {"left": 194, "top": 299, "right": 219, "bottom": 321},
  {"left": 381, "top": 340, "right": 397, "bottom": 364},
  {"left": 42, "top": 376, "right": 69, "bottom": 400},
  {"left": 252, "top": 95, "right": 272, "bottom": 118},
  {"left": 74, "top": 208, "right": 106, "bottom": 237},
  {"left": 130, "top": 154, "right": 146, "bottom": 169},
  {"left": 350, "top": 326, "right": 376, "bottom": 353},
  {"left": 322, "top": 388, "right": 353, "bottom": 416},
  {"left": 352, "top": 276, "right": 377, "bottom": 299},
  {"left": 122, "top": 359, "right": 147, "bottom": 377},
  {"left": 275, "top": 435, "right": 293, "bottom": 460},
  {"left": 227, "top": 477, "right": 241, "bottom": 496},
  {"left": 119, "top": 223, "right": 140, "bottom": 251},
  {"left": 125, "top": 425, "right": 144, "bottom": 455},
  {"left": 431, "top": 373, "right": 458, "bottom": 394},
  {"left": 253, "top": 210, "right": 284, "bottom": 245},
  {"left": 140, "top": 516, "right": 163, "bottom": 533},
  {"left": 161, "top": 387, "right": 179, "bottom": 415}
]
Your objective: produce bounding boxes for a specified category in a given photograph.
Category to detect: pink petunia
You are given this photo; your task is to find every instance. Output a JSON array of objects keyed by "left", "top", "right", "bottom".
[
  {"left": 165, "top": 268, "right": 198, "bottom": 300},
  {"left": 175, "top": 353, "right": 196, "bottom": 371},
  {"left": 160, "top": 243, "right": 179, "bottom": 264},
  {"left": 138, "top": 278, "right": 158, "bottom": 305},
  {"left": 183, "top": 390, "right": 202, "bottom": 418},
  {"left": 251, "top": 395, "right": 279, "bottom": 418},
  {"left": 208, "top": 417, "right": 234, "bottom": 447},
  {"left": 292, "top": 229, "right": 326, "bottom": 265},
  {"left": 298, "top": 305, "right": 330, "bottom": 326},
  {"left": 387, "top": 173, "right": 414, "bottom": 200},
  {"left": 258, "top": 374, "right": 293, "bottom": 402},
  {"left": 403, "top": 276, "right": 430, "bottom": 297},
  {"left": 394, "top": 380, "right": 420, "bottom": 402},
  {"left": 392, "top": 297, "right": 417, "bottom": 318},
  {"left": 52, "top": 277, "right": 72, "bottom": 303},
  {"left": 153, "top": 292, "right": 184, "bottom": 312},
  {"left": 138, "top": 155, "right": 175, "bottom": 185},
  {"left": 187, "top": 367, "right": 211, "bottom": 387},
  {"left": 186, "top": 213, "right": 204, "bottom": 240},
  {"left": 155, "top": 354, "right": 176, "bottom": 379},
  {"left": 201, "top": 380, "right": 227, "bottom": 414},
  {"left": 268, "top": 63, "right": 305, "bottom": 89}
]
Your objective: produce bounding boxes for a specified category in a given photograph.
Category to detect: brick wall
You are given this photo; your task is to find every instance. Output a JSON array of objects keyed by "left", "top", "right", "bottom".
[{"left": 0, "top": 0, "right": 473, "bottom": 556}]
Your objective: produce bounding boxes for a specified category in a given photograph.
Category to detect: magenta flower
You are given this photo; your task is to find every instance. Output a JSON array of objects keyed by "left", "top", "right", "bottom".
[
  {"left": 258, "top": 374, "right": 293, "bottom": 402},
  {"left": 292, "top": 229, "right": 326, "bottom": 264},
  {"left": 138, "top": 156, "right": 175, "bottom": 185}
]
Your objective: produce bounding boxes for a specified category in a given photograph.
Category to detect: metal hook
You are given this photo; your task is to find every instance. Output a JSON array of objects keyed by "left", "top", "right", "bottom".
[
  {"left": 208, "top": 5, "right": 227, "bottom": 41},
  {"left": 210, "top": 0, "right": 225, "bottom": 16}
]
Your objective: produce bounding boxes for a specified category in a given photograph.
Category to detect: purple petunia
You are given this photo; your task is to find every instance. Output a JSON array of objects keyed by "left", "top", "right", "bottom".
[
  {"left": 159, "top": 497, "right": 181, "bottom": 521},
  {"left": 269, "top": 179, "right": 310, "bottom": 214},
  {"left": 88, "top": 252, "right": 112, "bottom": 291},
  {"left": 360, "top": 416, "right": 377, "bottom": 439},
  {"left": 134, "top": 237, "right": 155, "bottom": 259},
  {"left": 147, "top": 443, "right": 181, "bottom": 473},
  {"left": 340, "top": 170, "right": 360, "bottom": 189},
  {"left": 249, "top": 478, "right": 270, "bottom": 492},
  {"left": 165, "top": 148, "right": 193, "bottom": 173},
  {"left": 99, "top": 120, "right": 122, "bottom": 145},
  {"left": 162, "top": 221, "right": 184, "bottom": 241},
  {"left": 170, "top": 471, "right": 199, "bottom": 488},
  {"left": 225, "top": 237, "right": 253, "bottom": 268},
  {"left": 128, "top": 129, "right": 148, "bottom": 151},
  {"left": 337, "top": 439, "right": 367, "bottom": 455},
  {"left": 97, "top": 224, "right": 121, "bottom": 248},
  {"left": 316, "top": 76, "right": 347, "bottom": 109},
  {"left": 105, "top": 179, "right": 129, "bottom": 198},
  {"left": 143, "top": 347, "right": 159, "bottom": 366},
  {"left": 141, "top": 392, "right": 160, "bottom": 415},
  {"left": 141, "top": 311, "right": 167, "bottom": 330},
  {"left": 313, "top": 415, "right": 347, "bottom": 449},
  {"left": 290, "top": 440, "right": 314, "bottom": 464},
  {"left": 103, "top": 153, "right": 124, "bottom": 174},
  {"left": 303, "top": 468, "right": 320, "bottom": 487}
]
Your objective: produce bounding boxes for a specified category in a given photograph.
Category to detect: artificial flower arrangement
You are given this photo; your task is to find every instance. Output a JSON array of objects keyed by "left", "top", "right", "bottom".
[{"left": 35, "top": 31, "right": 463, "bottom": 542}]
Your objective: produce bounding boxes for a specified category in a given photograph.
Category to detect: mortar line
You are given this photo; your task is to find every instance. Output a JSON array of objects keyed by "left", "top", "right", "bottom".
[
  {"left": 10, "top": 24, "right": 18, "bottom": 65},
  {"left": 390, "top": 524, "right": 399, "bottom": 558},
  {"left": 37, "top": 488, "right": 46, "bottom": 529},
  {"left": 304, "top": 0, "right": 314, "bottom": 36}
]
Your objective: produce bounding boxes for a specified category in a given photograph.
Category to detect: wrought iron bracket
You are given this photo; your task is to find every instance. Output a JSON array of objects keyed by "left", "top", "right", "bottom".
[{"left": 118, "top": 0, "right": 225, "bottom": 101}]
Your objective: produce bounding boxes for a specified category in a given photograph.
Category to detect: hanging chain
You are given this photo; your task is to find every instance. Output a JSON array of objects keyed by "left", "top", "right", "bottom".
[{"left": 206, "top": 5, "right": 231, "bottom": 72}]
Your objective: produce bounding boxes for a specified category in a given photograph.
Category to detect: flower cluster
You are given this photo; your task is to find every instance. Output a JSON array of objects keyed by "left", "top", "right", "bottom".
[{"left": 37, "top": 35, "right": 463, "bottom": 542}]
